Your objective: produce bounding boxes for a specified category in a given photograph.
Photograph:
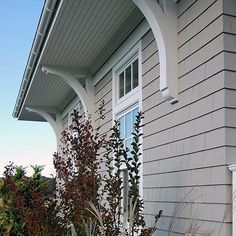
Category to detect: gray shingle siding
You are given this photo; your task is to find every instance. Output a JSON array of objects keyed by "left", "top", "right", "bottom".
[{"left": 141, "top": 0, "right": 233, "bottom": 235}]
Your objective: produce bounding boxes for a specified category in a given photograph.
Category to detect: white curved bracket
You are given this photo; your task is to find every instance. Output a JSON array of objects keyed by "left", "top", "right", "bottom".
[
  {"left": 41, "top": 65, "right": 95, "bottom": 118},
  {"left": 133, "top": 0, "right": 178, "bottom": 104},
  {"left": 26, "top": 106, "right": 63, "bottom": 145}
]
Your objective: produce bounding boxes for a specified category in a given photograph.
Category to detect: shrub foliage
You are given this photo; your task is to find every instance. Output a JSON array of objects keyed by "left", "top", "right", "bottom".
[
  {"left": 0, "top": 164, "right": 64, "bottom": 235},
  {"left": 0, "top": 105, "right": 161, "bottom": 235}
]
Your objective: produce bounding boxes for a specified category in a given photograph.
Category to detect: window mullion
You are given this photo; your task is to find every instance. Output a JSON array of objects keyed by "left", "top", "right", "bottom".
[
  {"left": 131, "top": 63, "right": 133, "bottom": 90},
  {"left": 124, "top": 113, "right": 126, "bottom": 140},
  {"left": 124, "top": 69, "right": 126, "bottom": 96}
]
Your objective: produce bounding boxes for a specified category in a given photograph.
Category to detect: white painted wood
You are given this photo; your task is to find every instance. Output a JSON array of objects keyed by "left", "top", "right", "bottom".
[
  {"left": 228, "top": 164, "right": 236, "bottom": 236},
  {"left": 43, "top": 0, "right": 136, "bottom": 68},
  {"left": 41, "top": 65, "right": 95, "bottom": 120},
  {"left": 81, "top": 4, "right": 135, "bottom": 65},
  {"left": 26, "top": 106, "right": 63, "bottom": 146},
  {"left": 133, "top": 0, "right": 178, "bottom": 104},
  {"left": 25, "top": 69, "right": 73, "bottom": 110}
]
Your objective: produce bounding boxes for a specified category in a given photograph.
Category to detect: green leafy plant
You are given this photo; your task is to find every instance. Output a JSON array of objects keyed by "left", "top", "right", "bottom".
[{"left": 0, "top": 163, "right": 64, "bottom": 236}]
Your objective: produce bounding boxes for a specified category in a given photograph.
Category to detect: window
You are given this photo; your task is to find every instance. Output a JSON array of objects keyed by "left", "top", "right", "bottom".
[
  {"left": 113, "top": 43, "right": 142, "bottom": 116},
  {"left": 118, "top": 58, "right": 139, "bottom": 98},
  {"left": 119, "top": 106, "right": 139, "bottom": 212},
  {"left": 112, "top": 42, "right": 142, "bottom": 212},
  {"left": 119, "top": 107, "right": 139, "bottom": 161}
]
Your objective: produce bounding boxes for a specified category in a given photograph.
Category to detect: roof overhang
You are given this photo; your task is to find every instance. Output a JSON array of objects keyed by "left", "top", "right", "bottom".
[{"left": 13, "top": 0, "right": 144, "bottom": 121}]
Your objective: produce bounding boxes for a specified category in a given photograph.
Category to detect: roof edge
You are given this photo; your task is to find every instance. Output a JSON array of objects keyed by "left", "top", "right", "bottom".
[{"left": 12, "top": 0, "right": 61, "bottom": 118}]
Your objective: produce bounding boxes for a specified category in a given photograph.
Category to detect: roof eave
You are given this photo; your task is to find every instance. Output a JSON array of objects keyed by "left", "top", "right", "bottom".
[{"left": 12, "top": 0, "right": 61, "bottom": 119}]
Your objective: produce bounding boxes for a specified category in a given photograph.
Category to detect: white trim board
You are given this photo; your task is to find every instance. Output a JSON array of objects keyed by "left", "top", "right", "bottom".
[{"left": 228, "top": 164, "right": 236, "bottom": 236}]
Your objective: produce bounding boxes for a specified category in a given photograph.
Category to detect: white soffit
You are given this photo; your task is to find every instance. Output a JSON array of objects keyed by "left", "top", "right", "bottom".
[
  {"left": 18, "top": 0, "right": 144, "bottom": 121},
  {"left": 42, "top": 0, "right": 137, "bottom": 67}
]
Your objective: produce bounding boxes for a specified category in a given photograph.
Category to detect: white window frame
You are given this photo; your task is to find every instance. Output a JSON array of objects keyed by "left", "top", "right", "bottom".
[
  {"left": 117, "top": 105, "right": 140, "bottom": 170},
  {"left": 112, "top": 42, "right": 143, "bottom": 198},
  {"left": 113, "top": 42, "right": 142, "bottom": 115},
  {"left": 117, "top": 57, "right": 139, "bottom": 99}
]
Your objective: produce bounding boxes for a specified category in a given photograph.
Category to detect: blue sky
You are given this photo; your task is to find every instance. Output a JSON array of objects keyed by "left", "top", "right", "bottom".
[{"left": 0, "top": 1, "right": 56, "bottom": 177}]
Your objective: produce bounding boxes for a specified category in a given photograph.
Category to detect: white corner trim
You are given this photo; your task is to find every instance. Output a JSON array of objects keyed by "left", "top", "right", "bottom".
[
  {"left": 228, "top": 164, "right": 236, "bottom": 236},
  {"left": 41, "top": 65, "right": 95, "bottom": 119},
  {"left": 132, "top": 0, "right": 178, "bottom": 104},
  {"left": 26, "top": 106, "right": 63, "bottom": 145}
]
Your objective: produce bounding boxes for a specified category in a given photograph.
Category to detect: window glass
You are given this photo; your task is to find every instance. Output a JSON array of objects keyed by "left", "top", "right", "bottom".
[
  {"left": 120, "top": 116, "right": 125, "bottom": 139},
  {"left": 125, "top": 111, "right": 132, "bottom": 138},
  {"left": 118, "top": 107, "right": 139, "bottom": 212},
  {"left": 119, "top": 107, "right": 139, "bottom": 155},
  {"left": 119, "top": 72, "right": 124, "bottom": 98},
  {"left": 125, "top": 65, "right": 131, "bottom": 94},
  {"left": 125, "top": 138, "right": 132, "bottom": 156},
  {"left": 133, "top": 59, "right": 138, "bottom": 89},
  {"left": 118, "top": 57, "right": 138, "bottom": 99},
  {"left": 132, "top": 107, "right": 139, "bottom": 129}
]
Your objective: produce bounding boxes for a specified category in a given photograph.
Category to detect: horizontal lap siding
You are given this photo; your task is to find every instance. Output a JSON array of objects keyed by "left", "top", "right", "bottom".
[
  {"left": 61, "top": 98, "right": 82, "bottom": 131},
  {"left": 142, "top": 1, "right": 232, "bottom": 235},
  {"left": 223, "top": 6, "right": 236, "bottom": 229},
  {"left": 223, "top": 10, "right": 236, "bottom": 222},
  {"left": 95, "top": 71, "right": 113, "bottom": 135},
  {"left": 95, "top": 71, "right": 113, "bottom": 174}
]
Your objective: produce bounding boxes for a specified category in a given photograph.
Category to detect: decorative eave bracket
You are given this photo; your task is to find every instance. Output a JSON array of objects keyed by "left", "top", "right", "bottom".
[
  {"left": 132, "top": 0, "right": 178, "bottom": 104},
  {"left": 41, "top": 65, "right": 95, "bottom": 118},
  {"left": 26, "top": 106, "right": 63, "bottom": 145}
]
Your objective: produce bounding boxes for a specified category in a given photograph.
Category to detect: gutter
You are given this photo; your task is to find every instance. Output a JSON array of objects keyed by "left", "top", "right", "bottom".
[{"left": 13, "top": 0, "right": 60, "bottom": 118}]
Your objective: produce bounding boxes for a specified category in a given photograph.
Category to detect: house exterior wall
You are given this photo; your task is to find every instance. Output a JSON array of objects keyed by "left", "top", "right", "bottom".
[
  {"left": 59, "top": 97, "right": 82, "bottom": 131},
  {"left": 95, "top": 71, "right": 113, "bottom": 137},
  {"left": 55, "top": 0, "right": 235, "bottom": 235},
  {"left": 224, "top": 0, "right": 236, "bottom": 165},
  {"left": 94, "top": 71, "right": 113, "bottom": 176},
  {"left": 142, "top": 0, "right": 233, "bottom": 235}
]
